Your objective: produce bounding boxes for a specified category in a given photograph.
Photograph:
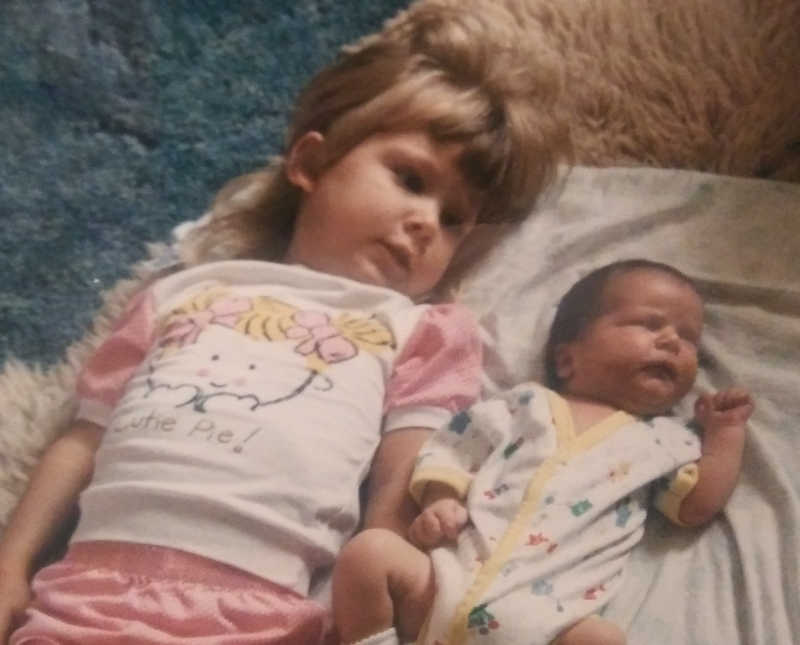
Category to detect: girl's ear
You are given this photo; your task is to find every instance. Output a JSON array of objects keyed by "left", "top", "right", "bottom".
[
  {"left": 554, "top": 344, "right": 574, "bottom": 382},
  {"left": 286, "top": 131, "right": 327, "bottom": 193}
]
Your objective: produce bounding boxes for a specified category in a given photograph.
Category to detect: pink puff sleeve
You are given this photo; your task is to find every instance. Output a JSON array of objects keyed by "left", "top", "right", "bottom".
[
  {"left": 383, "top": 303, "right": 482, "bottom": 433},
  {"left": 75, "top": 288, "right": 157, "bottom": 428}
]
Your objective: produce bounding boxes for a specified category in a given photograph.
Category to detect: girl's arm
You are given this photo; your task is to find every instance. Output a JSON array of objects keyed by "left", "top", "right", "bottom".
[
  {"left": 0, "top": 420, "right": 102, "bottom": 577},
  {"left": 0, "top": 286, "right": 152, "bottom": 641},
  {"left": 677, "top": 388, "right": 753, "bottom": 527},
  {"left": 366, "top": 304, "right": 482, "bottom": 536},
  {"left": 362, "top": 427, "right": 433, "bottom": 536},
  {"left": 7, "top": 283, "right": 157, "bottom": 566},
  {"left": 0, "top": 420, "right": 102, "bottom": 641}
]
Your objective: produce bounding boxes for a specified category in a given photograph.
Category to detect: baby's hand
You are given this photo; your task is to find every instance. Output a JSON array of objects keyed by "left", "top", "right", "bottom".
[
  {"left": 408, "top": 498, "right": 468, "bottom": 550},
  {"left": 694, "top": 387, "right": 754, "bottom": 432}
]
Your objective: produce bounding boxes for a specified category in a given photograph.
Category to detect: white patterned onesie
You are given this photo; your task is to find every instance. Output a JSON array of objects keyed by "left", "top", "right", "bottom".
[{"left": 409, "top": 382, "right": 701, "bottom": 645}]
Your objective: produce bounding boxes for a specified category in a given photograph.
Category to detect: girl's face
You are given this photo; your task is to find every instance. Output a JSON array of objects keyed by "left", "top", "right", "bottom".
[
  {"left": 555, "top": 269, "right": 704, "bottom": 416},
  {"left": 284, "top": 131, "right": 480, "bottom": 298}
]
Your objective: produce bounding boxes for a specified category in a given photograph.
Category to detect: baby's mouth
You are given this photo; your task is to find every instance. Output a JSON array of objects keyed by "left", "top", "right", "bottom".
[{"left": 642, "top": 362, "right": 677, "bottom": 382}]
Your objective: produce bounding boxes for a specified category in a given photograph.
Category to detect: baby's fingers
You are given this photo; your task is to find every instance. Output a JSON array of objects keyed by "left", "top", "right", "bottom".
[
  {"left": 713, "top": 387, "right": 753, "bottom": 412},
  {"left": 694, "top": 392, "right": 714, "bottom": 420},
  {"left": 695, "top": 388, "right": 754, "bottom": 431},
  {"left": 436, "top": 503, "right": 468, "bottom": 540},
  {"left": 409, "top": 510, "right": 445, "bottom": 549}
]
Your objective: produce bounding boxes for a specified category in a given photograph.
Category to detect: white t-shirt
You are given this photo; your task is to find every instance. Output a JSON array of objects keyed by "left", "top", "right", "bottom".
[{"left": 73, "top": 260, "right": 482, "bottom": 596}]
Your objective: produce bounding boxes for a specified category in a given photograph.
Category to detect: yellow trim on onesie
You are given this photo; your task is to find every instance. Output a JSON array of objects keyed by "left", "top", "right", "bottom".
[
  {"left": 410, "top": 467, "right": 472, "bottom": 506},
  {"left": 443, "top": 391, "right": 634, "bottom": 644},
  {"left": 653, "top": 462, "right": 700, "bottom": 526}
]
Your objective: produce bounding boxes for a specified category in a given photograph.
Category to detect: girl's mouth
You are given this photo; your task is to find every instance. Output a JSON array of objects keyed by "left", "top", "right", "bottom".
[{"left": 381, "top": 241, "right": 412, "bottom": 273}]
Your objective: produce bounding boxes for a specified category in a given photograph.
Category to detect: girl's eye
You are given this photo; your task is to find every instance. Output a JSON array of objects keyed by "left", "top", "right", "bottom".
[
  {"left": 441, "top": 211, "right": 466, "bottom": 230},
  {"left": 396, "top": 166, "right": 425, "bottom": 194}
]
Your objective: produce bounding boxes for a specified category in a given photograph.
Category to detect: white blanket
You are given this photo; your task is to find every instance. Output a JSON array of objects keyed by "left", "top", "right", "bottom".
[{"left": 458, "top": 166, "right": 799, "bottom": 645}]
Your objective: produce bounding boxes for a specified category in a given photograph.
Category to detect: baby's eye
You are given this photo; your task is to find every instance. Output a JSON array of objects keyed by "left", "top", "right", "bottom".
[
  {"left": 395, "top": 166, "right": 425, "bottom": 194},
  {"left": 625, "top": 315, "right": 660, "bottom": 330},
  {"left": 641, "top": 315, "right": 664, "bottom": 331}
]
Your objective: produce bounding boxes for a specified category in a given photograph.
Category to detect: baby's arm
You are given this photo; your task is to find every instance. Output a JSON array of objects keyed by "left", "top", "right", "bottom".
[
  {"left": 677, "top": 387, "right": 754, "bottom": 527},
  {"left": 0, "top": 420, "right": 102, "bottom": 642}
]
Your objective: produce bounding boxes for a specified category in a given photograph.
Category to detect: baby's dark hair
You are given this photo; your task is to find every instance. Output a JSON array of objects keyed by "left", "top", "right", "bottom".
[{"left": 543, "top": 259, "right": 700, "bottom": 390}]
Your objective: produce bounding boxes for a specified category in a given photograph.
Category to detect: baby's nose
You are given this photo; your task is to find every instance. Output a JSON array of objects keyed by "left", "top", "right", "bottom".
[{"left": 656, "top": 327, "right": 680, "bottom": 351}]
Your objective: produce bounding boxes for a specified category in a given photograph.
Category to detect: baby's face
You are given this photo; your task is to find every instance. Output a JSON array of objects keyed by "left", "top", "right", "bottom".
[{"left": 557, "top": 269, "right": 703, "bottom": 416}]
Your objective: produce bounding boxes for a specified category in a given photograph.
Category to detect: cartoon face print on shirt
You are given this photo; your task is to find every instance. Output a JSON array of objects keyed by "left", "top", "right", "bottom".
[
  {"left": 142, "top": 288, "right": 395, "bottom": 412},
  {"left": 143, "top": 348, "right": 335, "bottom": 413}
]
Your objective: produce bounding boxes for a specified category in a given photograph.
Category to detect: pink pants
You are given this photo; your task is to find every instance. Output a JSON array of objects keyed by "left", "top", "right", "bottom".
[{"left": 11, "top": 541, "right": 333, "bottom": 645}]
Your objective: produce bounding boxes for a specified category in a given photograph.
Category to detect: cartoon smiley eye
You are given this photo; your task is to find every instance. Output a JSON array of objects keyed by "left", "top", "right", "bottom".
[
  {"left": 212, "top": 354, "right": 220, "bottom": 361},
  {"left": 249, "top": 364, "right": 256, "bottom": 370}
]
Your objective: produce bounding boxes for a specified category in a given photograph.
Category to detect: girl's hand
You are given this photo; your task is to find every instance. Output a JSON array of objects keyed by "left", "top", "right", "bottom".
[
  {"left": 0, "top": 571, "right": 30, "bottom": 643},
  {"left": 408, "top": 498, "right": 468, "bottom": 550},
  {"left": 694, "top": 387, "right": 754, "bottom": 432}
]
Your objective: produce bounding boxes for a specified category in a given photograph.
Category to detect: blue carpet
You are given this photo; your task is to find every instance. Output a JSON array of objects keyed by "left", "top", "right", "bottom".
[{"left": 0, "top": 0, "right": 409, "bottom": 366}]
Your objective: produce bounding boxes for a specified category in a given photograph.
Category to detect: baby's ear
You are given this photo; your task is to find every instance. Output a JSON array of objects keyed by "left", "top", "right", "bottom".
[
  {"left": 286, "top": 131, "right": 326, "bottom": 192},
  {"left": 553, "top": 344, "right": 574, "bottom": 382}
]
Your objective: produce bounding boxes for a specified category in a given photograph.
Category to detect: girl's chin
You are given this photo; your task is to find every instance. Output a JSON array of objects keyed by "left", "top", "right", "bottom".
[
  {"left": 349, "top": 265, "right": 393, "bottom": 291},
  {"left": 349, "top": 257, "right": 417, "bottom": 296}
]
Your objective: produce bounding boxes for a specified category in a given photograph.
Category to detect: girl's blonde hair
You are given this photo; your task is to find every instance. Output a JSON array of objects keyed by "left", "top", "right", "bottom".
[{"left": 183, "top": 2, "right": 571, "bottom": 277}]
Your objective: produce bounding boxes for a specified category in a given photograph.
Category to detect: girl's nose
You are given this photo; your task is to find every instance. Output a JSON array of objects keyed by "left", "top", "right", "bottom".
[{"left": 403, "top": 202, "right": 440, "bottom": 248}]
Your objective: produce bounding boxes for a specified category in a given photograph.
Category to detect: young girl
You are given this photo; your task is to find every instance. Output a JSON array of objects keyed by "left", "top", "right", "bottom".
[
  {"left": 0, "top": 5, "right": 569, "bottom": 645},
  {"left": 333, "top": 259, "right": 753, "bottom": 645}
]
